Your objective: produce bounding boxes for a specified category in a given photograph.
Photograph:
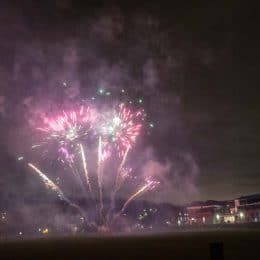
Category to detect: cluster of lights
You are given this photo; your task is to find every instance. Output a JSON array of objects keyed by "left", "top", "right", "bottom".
[
  {"left": 165, "top": 220, "right": 172, "bottom": 225},
  {"left": 138, "top": 208, "right": 157, "bottom": 221},
  {"left": 1, "top": 212, "right": 7, "bottom": 220},
  {"left": 38, "top": 228, "right": 49, "bottom": 235}
]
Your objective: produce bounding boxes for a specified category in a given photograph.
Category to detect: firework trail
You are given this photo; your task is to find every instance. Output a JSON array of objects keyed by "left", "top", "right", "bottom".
[
  {"left": 68, "top": 161, "right": 89, "bottom": 199},
  {"left": 115, "top": 146, "right": 130, "bottom": 190},
  {"left": 109, "top": 146, "right": 131, "bottom": 217},
  {"left": 97, "top": 136, "right": 104, "bottom": 219},
  {"left": 79, "top": 143, "right": 92, "bottom": 194},
  {"left": 28, "top": 163, "right": 87, "bottom": 220},
  {"left": 28, "top": 163, "right": 66, "bottom": 199},
  {"left": 120, "top": 179, "right": 159, "bottom": 214}
]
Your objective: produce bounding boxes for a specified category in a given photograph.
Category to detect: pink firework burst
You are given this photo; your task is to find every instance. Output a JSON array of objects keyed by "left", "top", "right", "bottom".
[
  {"left": 101, "top": 103, "right": 144, "bottom": 156},
  {"left": 38, "top": 106, "right": 95, "bottom": 143}
]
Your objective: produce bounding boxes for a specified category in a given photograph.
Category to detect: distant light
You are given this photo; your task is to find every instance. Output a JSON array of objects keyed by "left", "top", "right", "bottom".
[
  {"left": 121, "top": 89, "right": 125, "bottom": 93},
  {"left": 216, "top": 214, "right": 220, "bottom": 220},
  {"left": 239, "top": 212, "right": 244, "bottom": 218},
  {"left": 19, "top": 232, "right": 22, "bottom": 235},
  {"left": 105, "top": 92, "right": 111, "bottom": 96},
  {"left": 177, "top": 220, "right": 181, "bottom": 226},
  {"left": 149, "top": 122, "right": 154, "bottom": 128},
  {"left": 138, "top": 98, "right": 143, "bottom": 104},
  {"left": 73, "top": 226, "right": 78, "bottom": 232},
  {"left": 32, "top": 144, "right": 40, "bottom": 149},
  {"left": 62, "top": 82, "right": 67, "bottom": 87},
  {"left": 18, "top": 156, "right": 24, "bottom": 161},
  {"left": 98, "top": 88, "right": 105, "bottom": 94},
  {"left": 42, "top": 228, "right": 49, "bottom": 234},
  {"left": 91, "top": 97, "right": 95, "bottom": 100}
]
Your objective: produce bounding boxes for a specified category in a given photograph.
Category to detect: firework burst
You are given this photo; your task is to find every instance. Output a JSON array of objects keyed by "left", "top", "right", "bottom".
[
  {"left": 38, "top": 106, "right": 93, "bottom": 141},
  {"left": 35, "top": 105, "right": 96, "bottom": 163},
  {"left": 26, "top": 101, "right": 159, "bottom": 232},
  {"left": 100, "top": 103, "right": 144, "bottom": 157}
]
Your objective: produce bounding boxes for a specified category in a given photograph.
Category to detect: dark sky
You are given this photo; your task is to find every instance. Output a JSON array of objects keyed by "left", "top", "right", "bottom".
[{"left": 0, "top": 0, "right": 259, "bottom": 204}]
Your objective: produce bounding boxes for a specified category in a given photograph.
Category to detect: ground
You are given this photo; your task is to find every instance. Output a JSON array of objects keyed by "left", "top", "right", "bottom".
[{"left": 0, "top": 229, "right": 260, "bottom": 259}]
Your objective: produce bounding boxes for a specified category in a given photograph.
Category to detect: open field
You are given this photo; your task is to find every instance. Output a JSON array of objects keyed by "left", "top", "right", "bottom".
[{"left": 1, "top": 229, "right": 260, "bottom": 259}]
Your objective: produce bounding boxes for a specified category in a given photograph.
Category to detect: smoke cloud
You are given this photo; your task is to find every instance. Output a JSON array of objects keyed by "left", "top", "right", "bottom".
[{"left": 0, "top": 2, "right": 205, "bottom": 207}]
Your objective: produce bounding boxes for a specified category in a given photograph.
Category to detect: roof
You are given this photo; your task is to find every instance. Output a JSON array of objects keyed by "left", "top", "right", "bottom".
[
  {"left": 237, "top": 194, "right": 260, "bottom": 205},
  {"left": 238, "top": 202, "right": 260, "bottom": 210},
  {"left": 187, "top": 200, "right": 233, "bottom": 208}
]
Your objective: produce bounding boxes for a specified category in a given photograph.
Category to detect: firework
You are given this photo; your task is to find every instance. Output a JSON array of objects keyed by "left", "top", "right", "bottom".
[
  {"left": 28, "top": 163, "right": 87, "bottom": 219},
  {"left": 114, "top": 146, "right": 131, "bottom": 193},
  {"left": 100, "top": 103, "right": 144, "bottom": 157},
  {"left": 79, "top": 143, "right": 92, "bottom": 193},
  {"left": 26, "top": 102, "right": 158, "bottom": 231},
  {"left": 120, "top": 178, "right": 160, "bottom": 214},
  {"left": 97, "top": 136, "right": 104, "bottom": 218},
  {"left": 39, "top": 106, "right": 93, "bottom": 138},
  {"left": 36, "top": 106, "right": 95, "bottom": 163}
]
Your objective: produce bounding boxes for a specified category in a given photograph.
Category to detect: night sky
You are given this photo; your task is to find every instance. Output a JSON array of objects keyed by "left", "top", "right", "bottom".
[{"left": 0, "top": 1, "right": 259, "bottom": 204}]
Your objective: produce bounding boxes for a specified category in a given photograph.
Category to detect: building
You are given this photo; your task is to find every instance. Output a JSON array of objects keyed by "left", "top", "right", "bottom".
[
  {"left": 185, "top": 194, "right": 260, "bottom": 225},
  {"left": 186, "top": 201, "right": 225, "bottom": 225},
  {"left": 236, "top": 194, "right": 260, "bottom": 222}
]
